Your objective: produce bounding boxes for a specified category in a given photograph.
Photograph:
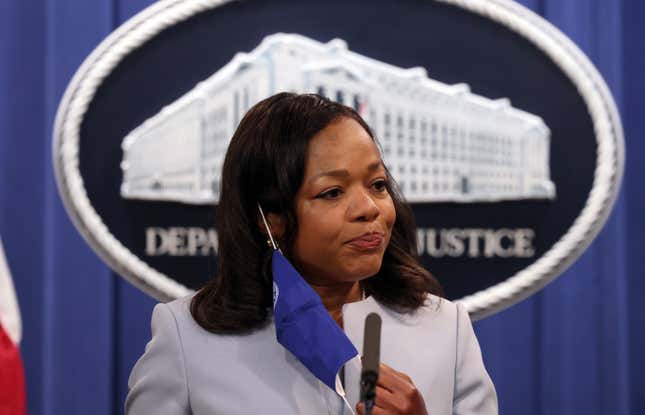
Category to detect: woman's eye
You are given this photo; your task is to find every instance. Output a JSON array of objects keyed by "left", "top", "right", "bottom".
[
  {"left": 318, "top": 188, "right": 343, "bottom": 199},
  {"left": 372, "top": 180, "right": 388, "bottom": 192}
]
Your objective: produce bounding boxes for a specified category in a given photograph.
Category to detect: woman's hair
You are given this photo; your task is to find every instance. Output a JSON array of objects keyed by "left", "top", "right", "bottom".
[{"left": 191, "top": 92, "right": 442, "bottom": 333}]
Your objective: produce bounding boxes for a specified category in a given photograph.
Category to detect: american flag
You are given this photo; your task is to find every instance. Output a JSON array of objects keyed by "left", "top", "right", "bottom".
[{"left": 0, "top": 236, "right": 26, "bottom": 414}]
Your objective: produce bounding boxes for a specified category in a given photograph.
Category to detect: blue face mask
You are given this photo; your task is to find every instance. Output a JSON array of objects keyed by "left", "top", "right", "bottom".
[
  {"left": 271, "top": 249, "right": 358, "bottom": 391},
  {"left": 258, "top": 204, "right": 358, "bottom": 392}
]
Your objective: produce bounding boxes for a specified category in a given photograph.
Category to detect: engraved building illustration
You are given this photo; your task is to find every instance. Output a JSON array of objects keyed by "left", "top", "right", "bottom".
[{"left": 120, "top": 33, "right": 555, "bottom": 204}]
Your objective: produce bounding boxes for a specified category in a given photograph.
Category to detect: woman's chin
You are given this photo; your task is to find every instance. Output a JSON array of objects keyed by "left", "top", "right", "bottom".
[{"left": 344, "top": 260, "right": 383, "bottom": 281}]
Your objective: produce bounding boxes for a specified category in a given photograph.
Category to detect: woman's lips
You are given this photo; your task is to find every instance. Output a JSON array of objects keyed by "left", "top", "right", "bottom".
[{"left": 347, "top": 233, "right": 384, "bottom": 250}]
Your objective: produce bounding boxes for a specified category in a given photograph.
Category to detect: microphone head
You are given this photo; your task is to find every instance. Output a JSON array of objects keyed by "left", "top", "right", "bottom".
[{"left": 362, "top": 312, "right": 382, "bottom": 376}]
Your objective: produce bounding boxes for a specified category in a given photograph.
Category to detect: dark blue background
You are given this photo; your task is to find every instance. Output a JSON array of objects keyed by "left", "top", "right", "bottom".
[
  {"left": 80, "top": 0, "right": 594, "bottom": 299},
  {"left": 0, "top": 0, "right": 642, "bottom": 414}
]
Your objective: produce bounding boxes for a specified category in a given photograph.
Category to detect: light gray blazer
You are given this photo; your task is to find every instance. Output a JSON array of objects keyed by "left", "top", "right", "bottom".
[{"left": 126, "top": 295, "right": 497, "bottom": 414}]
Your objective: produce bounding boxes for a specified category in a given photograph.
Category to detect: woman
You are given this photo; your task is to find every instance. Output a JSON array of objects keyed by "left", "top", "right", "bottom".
[{"left": 126, "top": 93, "right": 497, "bottom": 414}]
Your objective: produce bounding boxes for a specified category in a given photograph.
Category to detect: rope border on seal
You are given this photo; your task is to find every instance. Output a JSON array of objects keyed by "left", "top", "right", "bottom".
[
  {"left": 437, "top": 0, "right": 624, "bottom": 319},
  {"left": 52, "top": 0, "right": 624, "bottom": 317}
]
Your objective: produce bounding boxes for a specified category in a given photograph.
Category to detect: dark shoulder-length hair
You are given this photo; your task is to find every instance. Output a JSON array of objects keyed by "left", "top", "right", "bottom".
[{"left": 191, "top": 92, "right": 442, "bottom": 333}]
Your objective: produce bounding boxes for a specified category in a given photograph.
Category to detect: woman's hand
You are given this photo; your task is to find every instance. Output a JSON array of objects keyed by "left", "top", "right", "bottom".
[{"left": 356, "top": 363, "right": 428, "bottom": 415}]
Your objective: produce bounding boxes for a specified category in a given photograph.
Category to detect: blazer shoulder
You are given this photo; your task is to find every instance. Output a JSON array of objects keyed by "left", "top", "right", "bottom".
[
  {"left": 163, "top": 294, "right": 202, "bottom": 335},
  {"left": 164, "top": 294, "right": 193, "bottom": 317},
  {"left": 396, "top": 293, "right": 460, "bottom": 329},
  {"left": 125, "top": 300, "right": 192, "bottom": 414}
]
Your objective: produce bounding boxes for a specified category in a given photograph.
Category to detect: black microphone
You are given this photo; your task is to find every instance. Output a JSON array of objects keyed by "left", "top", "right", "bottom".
[{"left": 360, "top": 312, "right": 382, "bottom": 415}]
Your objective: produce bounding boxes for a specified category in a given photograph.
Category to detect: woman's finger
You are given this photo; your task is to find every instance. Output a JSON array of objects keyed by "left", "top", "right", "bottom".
[
  {"left": 357, "top": 384, "right": 405, "bottom": 414},
  {"left": 356, "top": 400, "right": 390, "bottom": 415},
  {"left": 373, "top": 364, "right": 427, "bottom": 414},
  {"left": 380, "top": 362, "right": 413, "bottom": 383},
  {"left": 376, "top": 363, "right": 415, "bottom": 395}
]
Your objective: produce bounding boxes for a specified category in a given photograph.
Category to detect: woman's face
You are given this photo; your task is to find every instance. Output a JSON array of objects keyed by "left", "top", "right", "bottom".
[{"left": 290, "top": 117, "right": 396, "bottom": 286}]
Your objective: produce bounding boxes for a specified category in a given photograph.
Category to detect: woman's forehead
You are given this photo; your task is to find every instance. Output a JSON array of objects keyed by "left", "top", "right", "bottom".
[{"left": 305, "top": 118, "right": 381, "bottom": 169}]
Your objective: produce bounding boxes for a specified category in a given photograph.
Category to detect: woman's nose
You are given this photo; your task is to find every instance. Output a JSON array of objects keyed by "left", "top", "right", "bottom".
[{"left": 349, "top": 189, "right": 380, "bottom": 222}]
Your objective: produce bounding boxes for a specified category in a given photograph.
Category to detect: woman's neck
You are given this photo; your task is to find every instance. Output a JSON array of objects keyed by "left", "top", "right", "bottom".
[{"left": 309, "top": 281, "right": 362, "bottom": 328}]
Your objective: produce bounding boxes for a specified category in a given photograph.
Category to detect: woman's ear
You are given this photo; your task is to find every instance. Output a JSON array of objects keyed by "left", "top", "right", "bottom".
[{"left": 258, "top": 212, "right": 286, "bottom": 241}]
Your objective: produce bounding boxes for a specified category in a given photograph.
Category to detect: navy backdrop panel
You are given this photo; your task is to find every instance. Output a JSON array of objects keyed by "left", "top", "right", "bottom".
[
  {"left": 0, "top": 0, "right": 642, "bottom": 414},
  {"left": 78, "top": 0, "right": 597, "bottom": 299}
]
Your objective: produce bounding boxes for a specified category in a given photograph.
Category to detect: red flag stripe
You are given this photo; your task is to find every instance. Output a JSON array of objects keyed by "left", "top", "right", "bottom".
[{"left": 0, "top": 323, "right": 26, "bottom": 414}]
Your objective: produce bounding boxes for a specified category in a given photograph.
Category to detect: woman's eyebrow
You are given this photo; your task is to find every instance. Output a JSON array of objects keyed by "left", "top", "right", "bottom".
[{"left": 307, "top": 161, "right": 384, "bottom": 183}]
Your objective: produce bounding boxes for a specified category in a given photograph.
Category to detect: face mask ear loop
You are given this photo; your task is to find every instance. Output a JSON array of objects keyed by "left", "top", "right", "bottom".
[{"left": 257, "top": 203, "right": 278, "bottom": 251}]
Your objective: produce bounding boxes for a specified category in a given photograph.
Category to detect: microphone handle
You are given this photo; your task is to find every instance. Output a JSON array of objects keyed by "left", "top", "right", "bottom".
[
  {"left": 361, "top": 313, "right": 382, "bottom": 415},
  {"left": 360, "top": 370, "right": 378, "bottom": 415}
]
